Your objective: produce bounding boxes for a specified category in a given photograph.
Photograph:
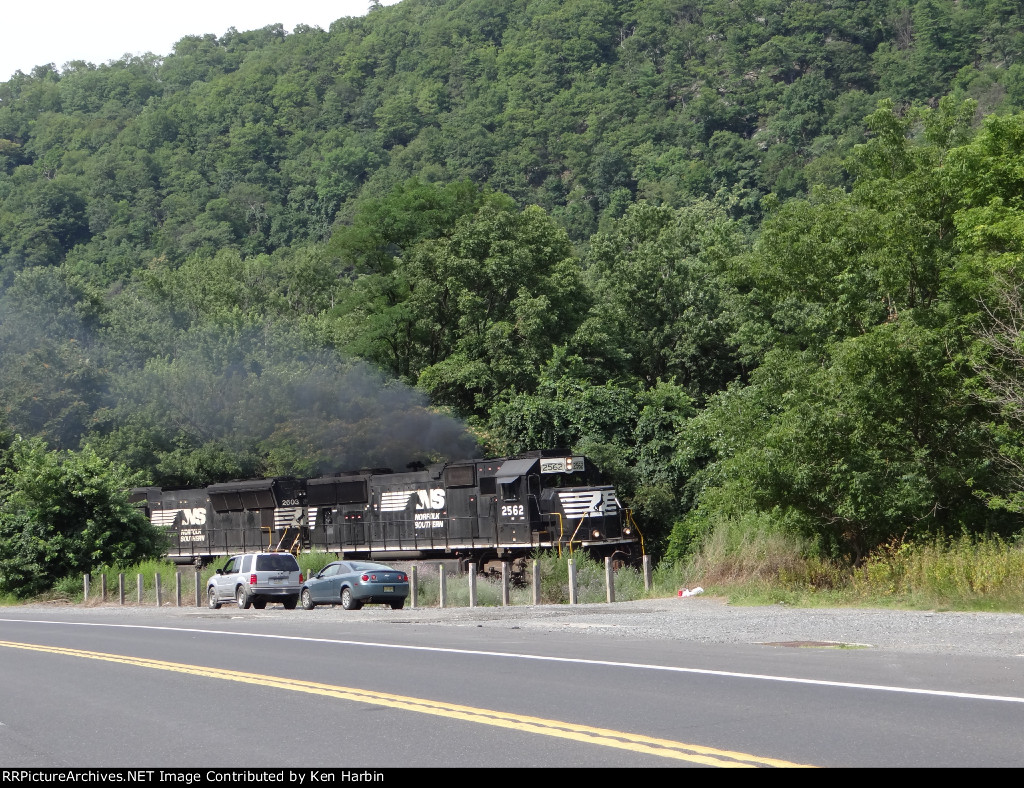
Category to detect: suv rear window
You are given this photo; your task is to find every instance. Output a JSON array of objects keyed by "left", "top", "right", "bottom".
[{"left": 255, "top": 554, "right": 300, "bottom": 572}]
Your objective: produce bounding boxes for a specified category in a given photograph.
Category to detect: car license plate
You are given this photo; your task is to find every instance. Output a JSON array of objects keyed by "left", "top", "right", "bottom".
[
  {"left": 383, "top": 586, "right": 394, "bottom": 592},
  {"left": 270, "top": 578, "right": 284, "bottom": 585}
]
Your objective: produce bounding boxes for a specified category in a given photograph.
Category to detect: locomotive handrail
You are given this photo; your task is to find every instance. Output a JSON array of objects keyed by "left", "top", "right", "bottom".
[
  {"left": 550, "top": 511, "right": 566, "bottom": 556},
  {"left": 566, "top": 516, "right": 588, "bottom": 556},
  {"left": 625, "top": 509, "right": 646, "bottom": 556},
  {"left": 549, "top": 511, "right": 587, "bottom": 557},
  {"left": 526, "top": 492, "right": 541, "bottom": 527}
]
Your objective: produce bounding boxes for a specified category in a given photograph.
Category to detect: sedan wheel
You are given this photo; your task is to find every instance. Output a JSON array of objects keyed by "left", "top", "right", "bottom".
[
  {"left": 207, "top": 587, "right": 221, "bottom": 610},
  {"left": 301, "top": 588, "right": 316, "bottom": 610},
  {"left": 390, "top": 598, "right": 405, "bottom": 610},
  {"left": 236, "top": 586, "right": 251, "bottom": 609},
  {"left": 341, "top": 587, "right": 362, "bottom": 610}
]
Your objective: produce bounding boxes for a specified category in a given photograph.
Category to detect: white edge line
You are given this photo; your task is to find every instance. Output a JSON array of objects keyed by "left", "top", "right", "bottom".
[{"left": 1, "top": 617, "right": 1022, "bottom": 704}]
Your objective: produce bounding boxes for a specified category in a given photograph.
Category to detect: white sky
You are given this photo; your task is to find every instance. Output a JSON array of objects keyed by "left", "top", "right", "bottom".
[{"left": 2, "top": 1, "right": 402, "bottom": 83}]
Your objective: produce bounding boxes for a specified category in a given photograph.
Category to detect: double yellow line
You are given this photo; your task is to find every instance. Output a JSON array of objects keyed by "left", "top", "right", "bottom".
[{"left": 0, "top": 639, "right": 814, "bottom": 768}]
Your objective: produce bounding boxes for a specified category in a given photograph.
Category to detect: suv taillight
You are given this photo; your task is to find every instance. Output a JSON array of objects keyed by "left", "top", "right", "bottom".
[
  {"left": 250, "top": 573, "right": 257, "bottom": 585},
  {"left": 299, "top": 573, "right": 304, "bottom": 583}
]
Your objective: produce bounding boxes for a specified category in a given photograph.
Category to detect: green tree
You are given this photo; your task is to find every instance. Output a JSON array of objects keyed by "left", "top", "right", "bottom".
[
  {"left": 946, "top": 113, "right": 1024, "bottom": 512},
  {"left": 693, "top": 322, "right": 997, "bottom": 564},
  {"left": 410, "top": 202, "right": 586, "bottom": 415},
  {"left": 0, "top": 438, "right": 165, "bottom": 598},
  {"left": 670, "top": 99, "right": 1022, "bottom": 564},
  {"left": 324, "top": 178, "right": 489, "bottom": 275},
  {"left": 332, "top": 198, "right": 586, "bottom": 417},
  {"left": 582, "top": 200, "right": 745, "bottom": 399}
]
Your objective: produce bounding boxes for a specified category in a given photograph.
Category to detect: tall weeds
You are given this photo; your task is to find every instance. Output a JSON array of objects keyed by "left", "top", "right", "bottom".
[
  {"left": 852, "top": 534, "right": 1024, "bottom": 610},
  {"left": 50, "top": 560, "right": 206, "bottom": 606},
  {"left": 676, "top": 523, "right": 1024, "bottom": 611},
  {"left": 409, "top": 551, "right": 651, "bottom": 606}
]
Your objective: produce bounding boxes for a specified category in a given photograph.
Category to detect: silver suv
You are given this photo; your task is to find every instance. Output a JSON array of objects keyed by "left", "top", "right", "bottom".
[{"left": 207, "top": 552, "right": 303, "bottom": 610}]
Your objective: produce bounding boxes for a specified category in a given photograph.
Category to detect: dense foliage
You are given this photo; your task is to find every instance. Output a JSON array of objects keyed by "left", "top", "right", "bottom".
[
  {"left": 3, "top": 0, "right": 1024, "bottom": 578},
  {"left": 0, "top": 437, "right": 165, "bottom": 597}
]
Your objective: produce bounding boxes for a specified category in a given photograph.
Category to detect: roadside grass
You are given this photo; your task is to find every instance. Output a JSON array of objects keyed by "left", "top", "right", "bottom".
[
  {"left": 846, "top": 533, "right": 1024, "bottom": 612},
  {"left": 39, "top": 559, "right": 207, "bottom": 606},
  {"left": 677, "top": 529, "right": 1024, "bottom": 613},
  {"left": 383, "top": 553, "right": 649, "bottom": 607},
  {"left": 10, "top": 531, "right": 1024, "bottom": 612}
]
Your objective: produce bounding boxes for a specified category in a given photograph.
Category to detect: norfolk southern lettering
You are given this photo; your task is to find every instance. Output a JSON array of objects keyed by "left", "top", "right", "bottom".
[{"left": 130, "top": 450, "right": 640, "bottom": 571}]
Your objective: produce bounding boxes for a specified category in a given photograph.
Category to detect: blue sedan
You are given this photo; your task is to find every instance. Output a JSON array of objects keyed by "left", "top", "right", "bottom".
[{"left": 300, "top": 561, "right": 409, "bottom": 610}]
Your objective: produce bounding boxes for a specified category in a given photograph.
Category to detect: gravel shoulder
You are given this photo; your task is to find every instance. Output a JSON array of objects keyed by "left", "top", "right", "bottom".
[{"left": 10, "top": 594, "right": 1024, "bottom": 658}]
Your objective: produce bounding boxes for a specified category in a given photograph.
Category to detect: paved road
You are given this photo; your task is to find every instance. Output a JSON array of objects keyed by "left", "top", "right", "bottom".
[{"left": 1, "top": 597, "right": 1023, "bottom": 768}]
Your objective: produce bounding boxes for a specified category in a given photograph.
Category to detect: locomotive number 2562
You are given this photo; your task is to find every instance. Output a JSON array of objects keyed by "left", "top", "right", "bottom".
[{"left": 501, "top": 504, "right": 524, "bottom": 517}]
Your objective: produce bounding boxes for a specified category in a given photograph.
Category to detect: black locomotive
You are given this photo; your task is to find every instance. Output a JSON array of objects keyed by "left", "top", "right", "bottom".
[{"left": 130, "top": 450, "right": 641, "bottom": 570}]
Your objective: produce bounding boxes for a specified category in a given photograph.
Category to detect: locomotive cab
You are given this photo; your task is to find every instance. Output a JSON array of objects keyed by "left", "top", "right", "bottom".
[{"left": 488, "top": 457, "right": 539, "bottom": 547}]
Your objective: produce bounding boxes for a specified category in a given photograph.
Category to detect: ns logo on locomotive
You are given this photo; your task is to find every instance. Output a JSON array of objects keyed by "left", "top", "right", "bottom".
[{"left": 130, "top": 449, "right": 642, "bottom": 569}]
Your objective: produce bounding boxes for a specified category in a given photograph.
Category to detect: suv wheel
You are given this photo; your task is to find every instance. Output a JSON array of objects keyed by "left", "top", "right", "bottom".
[
  {"left": 236, "top": 586, "right": 252, "bottom": 609},
  {"left": 301, "top": 589, "right": 315, "bottom": 610},
  {"left": 282, "top": 595, "right": 298, "bottom": 610},
  {"left": 208, "top": 587, "right": 221, "bottom": 610}
]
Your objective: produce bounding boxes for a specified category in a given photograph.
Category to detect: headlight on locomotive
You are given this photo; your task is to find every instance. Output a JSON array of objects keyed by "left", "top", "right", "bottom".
[{"left": 592, "top": 529, "right": 602, "bottom": 539}]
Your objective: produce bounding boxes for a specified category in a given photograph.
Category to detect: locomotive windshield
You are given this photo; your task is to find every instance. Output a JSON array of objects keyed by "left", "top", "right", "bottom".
[
  {"left": 542, "top": 471, "right": 587, "bottom": 488},
  {"left": 498, "top": 477, "right": 522, "bottom": 500}
]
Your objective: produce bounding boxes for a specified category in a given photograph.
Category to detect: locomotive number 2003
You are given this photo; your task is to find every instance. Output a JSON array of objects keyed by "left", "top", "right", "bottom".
[{"left": 501, "top": 504, "right": 524, "bottom": 517}]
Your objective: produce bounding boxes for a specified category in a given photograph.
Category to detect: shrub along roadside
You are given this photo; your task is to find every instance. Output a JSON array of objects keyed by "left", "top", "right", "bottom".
[{"left": 0, "top": 438, "right": 165, "bottom": 599}]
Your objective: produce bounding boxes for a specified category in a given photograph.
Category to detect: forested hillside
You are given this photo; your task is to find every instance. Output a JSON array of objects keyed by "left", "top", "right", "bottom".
[{"left": 3, "top": 0, "right": 1024, "bottom": 566}]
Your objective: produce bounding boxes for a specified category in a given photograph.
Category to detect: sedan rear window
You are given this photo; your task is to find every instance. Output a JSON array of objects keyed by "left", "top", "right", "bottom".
[{"left": 255, "top": 554, "right": 300, "bottom": 572}]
